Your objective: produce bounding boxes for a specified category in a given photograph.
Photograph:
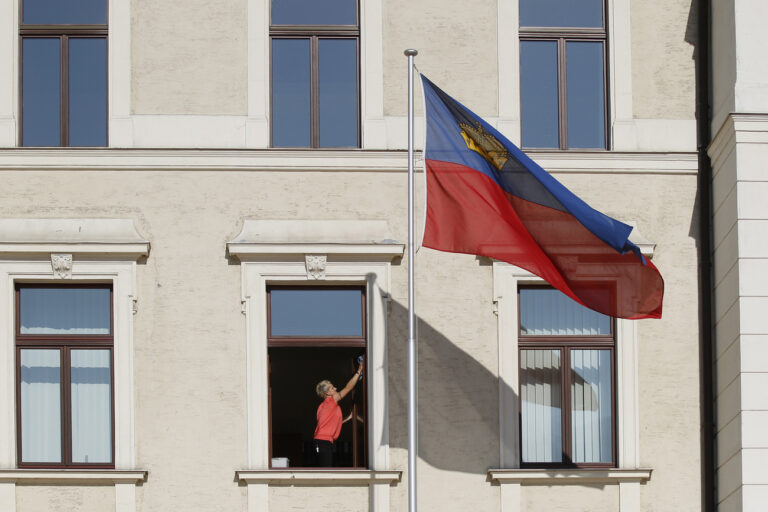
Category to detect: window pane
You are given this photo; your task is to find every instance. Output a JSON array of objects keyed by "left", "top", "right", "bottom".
[
  {"left": 571, "top": 349, "right": 612, "bottom": 463},
  {"left": 71, "top": 350, "right": 112, "bottom": 463},
  {"left": 520, "top": 41, "right": 559, "bottom": 148},
  {"left": 22, "top": 38, "right": 61, "bottom": 147},
  {"left": 271, "top": 0, "right": 356, "bottom": 25},
  {"left": 319, "top": 39, "right": 358, "bottom": 147},
  {"left": 520, "top": 288, "right": 610, "bottom": 335},
  {"left": 270, "top": 289, "right": 363, "bottom": 337},
  {"left": 20, "top": 349, "right": 61, "bottom": 463},
  {"left": 23, "top": 0, "right": 106, "bottom": 24},
  {"left": 69, "top": 38, "right": 107, "bottom": 147},
  {"left": 520, "top": 0, "right": 603, "bottom": 28},
  {"left": 20, "top": 287, "right": 111, "bottom": 335},
  {"left": 272, "top": 39, "right": 311, "bottom": 147},
  {"left": 520, "top": 349, "right": 562, "bottom": 463},
  {"left": 566, "top": 41, "right": 605, "bottom": 149}
]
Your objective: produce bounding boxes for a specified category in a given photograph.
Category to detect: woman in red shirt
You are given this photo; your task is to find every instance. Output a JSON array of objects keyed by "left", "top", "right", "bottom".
[{"left": 313, "top": 361, "right": 364, "bottom": 467}]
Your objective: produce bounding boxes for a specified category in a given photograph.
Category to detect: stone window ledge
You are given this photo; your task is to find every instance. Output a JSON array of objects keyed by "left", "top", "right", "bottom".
[
  {"left": 488, "top": 468, "right": 652, "bottom": 485},
  {"left": 236, "top": 469, "right": 401, "bottom": 486},
  {"left": 0, "top": 469, "right": 147, "bottom": 485}
]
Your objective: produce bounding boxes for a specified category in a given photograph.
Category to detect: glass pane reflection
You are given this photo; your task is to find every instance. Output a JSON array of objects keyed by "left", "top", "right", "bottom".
[
  {"left": 23, "top": 0, "right": 107, "bottom": 24},
  {"left": 566, "top": 41, "right": 605, "bottom": 149},
  {"left": 520, "top": 41, "right": 559, "bottom": 148},
  {"left": 20, "top": 287, "right": 111, "bottom": 335},
  {"left": 520, "top": 0, "right": 602, "bottom": 28},
  {"left": 319, "top": 39, "right": 358, "bottom": 147},
  {"left": 272, "top": 38, "right": 311, "bottom": 147},
  {"left": 22, "top": 38, "right": 61, "bottom": 147},
  {"left": 69, "top": 38, "right": 107, "bottom": 147},
  {"left": 270, "top": 289, "right": 363, "bottom": 337},
  {"left": 271, "top": 0, "right": 356, "bottom": 25}
]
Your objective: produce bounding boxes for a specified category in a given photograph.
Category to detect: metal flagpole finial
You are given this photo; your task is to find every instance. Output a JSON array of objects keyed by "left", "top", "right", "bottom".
[{"left": 404, "top": 49, "right": 418, "bottom": 57}]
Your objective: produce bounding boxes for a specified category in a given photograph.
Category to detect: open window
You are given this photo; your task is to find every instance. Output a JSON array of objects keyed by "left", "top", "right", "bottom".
[{"left": 267, "top": 286, "right": 367, "bottom": 468}]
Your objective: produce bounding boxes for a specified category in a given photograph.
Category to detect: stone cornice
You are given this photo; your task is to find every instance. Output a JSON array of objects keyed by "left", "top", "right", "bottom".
[{"left": 0, "top": 148, "right": 697, "bottom": 175}]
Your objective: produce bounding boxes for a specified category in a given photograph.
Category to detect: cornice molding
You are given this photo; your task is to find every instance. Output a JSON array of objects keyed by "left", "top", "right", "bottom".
[
  {"left": 0, "top": 148, "right": 697, "bottom": 175},
  {"left": 0, "top": 219, "right": 149, "bottom": 259},
  {"left": 235, "top": 469, "right": 401, "bottom": 485},
  {"left": 488, "top": 468, "right": 652, "bottom": 485}
]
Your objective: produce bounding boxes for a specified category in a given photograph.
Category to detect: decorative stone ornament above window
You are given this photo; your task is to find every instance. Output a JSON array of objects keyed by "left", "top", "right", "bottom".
[
  {"left": 227, "top": 219, "right": 403, "bottom": 512},
  {"left": 0, "top": 218, "right": 148, "bottom": 512}
]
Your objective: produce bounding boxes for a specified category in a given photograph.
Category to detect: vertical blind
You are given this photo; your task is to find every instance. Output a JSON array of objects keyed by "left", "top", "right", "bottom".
[
  {"left": 71, "top": 349, "right": 112, "bottom": 463},
  {"left": 571, "top": 349, "right": 612, "bottom": 463},
  {"left": 20, "top": 349, "right": 62, "bottom": 463},
  {"left": 520, "top": 349, "right": 562, "bottom": 463}
]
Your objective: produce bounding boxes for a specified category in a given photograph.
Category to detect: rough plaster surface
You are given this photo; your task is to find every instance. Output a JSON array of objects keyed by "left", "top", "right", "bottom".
[
  {"left": 16, "top": 485, "right": 114, "bottom": 512},
  {"left": 0, "top": 167, "right": 700, "bottom": 511},
  {"left": 382, "top": 0, "right": 498, "bottom": 117},
  {"left": 630, "top": 0, "right": 697, "bottom": 119},
  {"left": 523, "top": 485, "right": 619, "bottom": 512},
  {"left": 131, "top": 0, "right": 248, "bottom": 115}
]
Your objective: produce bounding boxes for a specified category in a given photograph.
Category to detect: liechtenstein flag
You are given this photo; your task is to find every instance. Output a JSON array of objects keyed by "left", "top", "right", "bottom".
[{"left": 421, "top": 75, "right": 664, "bottom": 319}]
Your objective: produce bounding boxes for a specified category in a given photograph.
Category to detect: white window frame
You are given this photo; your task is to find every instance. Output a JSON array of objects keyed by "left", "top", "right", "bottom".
[
  {"left": 497, "top": 0, "right": 635, "bottom": 149},
  {"left": 227, "top": 220, "right": 403, "bottom": 512},
  {"left": 0, "top": 219, "right": 147, "bottom": 512},
  {"left": 0, "top": 0, "right": 131, "bottom": 147},
  {"left": 248, "top": 0, "right": 384, "bottom": 148},
  {"left": 490, "top": 260, "right": 651, "bottom": 512}
]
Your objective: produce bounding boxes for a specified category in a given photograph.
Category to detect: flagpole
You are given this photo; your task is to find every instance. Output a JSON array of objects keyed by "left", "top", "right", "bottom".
[{"left": 404, "top": 47, "right": 418, "bottom": 512}]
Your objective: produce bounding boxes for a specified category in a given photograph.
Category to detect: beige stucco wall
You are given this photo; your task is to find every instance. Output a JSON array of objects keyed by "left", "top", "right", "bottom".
[
  {"left": 16, "top": 485, "right": 114, "bottom": 512},
  {"left": 131, "top": 0, "right": 248, "bottom": 115},
  {"left": 0, "top": 162, "right": 700, "bottom": 511},
  {"left": 630, "top": 0, "right": 697, "bottom": 119},
  {"left": 382, "top": 0, "right": 498, "bottom": 117}
]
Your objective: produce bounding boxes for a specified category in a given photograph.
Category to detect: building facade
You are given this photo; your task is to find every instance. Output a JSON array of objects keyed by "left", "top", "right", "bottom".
[{"left": 0, "top": 0, "right": 756, "bottom": 510}]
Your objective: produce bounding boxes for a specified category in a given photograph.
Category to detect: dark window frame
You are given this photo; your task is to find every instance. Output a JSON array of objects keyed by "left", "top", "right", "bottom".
[
  {"left": 15, "top": 283, "right": 115, "bottom": 469},
  {"left": 517, "top": 285, "right": 616, "bottom": 468},
  {"left": 269, "top": 1, "right": 361, "bottom": 148},
  {"left": 266, "top": 284, "right": 368, "bottom": 469},
  {"left": 19, "top": 1, "right": 108, "bottom": 147},
  {"left": 519, "top": 1, "right": 609, "bottom": 150}
]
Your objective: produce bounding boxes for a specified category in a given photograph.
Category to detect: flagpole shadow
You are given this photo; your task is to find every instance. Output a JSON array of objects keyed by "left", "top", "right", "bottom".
[{"left": 386, "top": 300, "right": 513, "bottom": 474}]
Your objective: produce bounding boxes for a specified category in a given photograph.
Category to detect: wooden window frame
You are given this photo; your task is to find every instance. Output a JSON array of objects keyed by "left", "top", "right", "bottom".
[
  {"left": 517, "top": 285, "right": 616, "bottom": 468},
  {"left": 266, "top": 285, "right": 368, "bottom": 469},
  {"left": 19, "top": 1, "right": 108, "bottom": 147},
  {"left": 269, "top": 0, "right": 361, "bottom": 148},
  {"left": 14, "top": 283, "right": 115, "bottom": 469},
  {"left": 519, "top": 1, "right": 609, "bottom": 150}
]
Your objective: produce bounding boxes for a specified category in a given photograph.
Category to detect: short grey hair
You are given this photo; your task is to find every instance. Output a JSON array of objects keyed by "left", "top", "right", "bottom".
[{"left": 316, "top": 380, "right": 332, "bottom": 398}]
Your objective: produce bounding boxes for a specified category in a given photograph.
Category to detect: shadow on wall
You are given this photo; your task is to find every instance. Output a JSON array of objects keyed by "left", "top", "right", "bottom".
[{"left": 385, "top": 300, "right": 515, "bottom": 475}]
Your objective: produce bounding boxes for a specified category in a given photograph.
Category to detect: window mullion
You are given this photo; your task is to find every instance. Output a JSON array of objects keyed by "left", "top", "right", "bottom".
[
  {"left": 557, "top": 38, "right": 567, "bottom": 150},
  {"left": 61, "top": 35, "right": 69, "bottom": 147},
  {"left": 562, "top": 346, "right": 571, "bottom": 463},
  {"left": 61, "top": 347, "right": 72, "bottom": 465},
  {"left": 310, "top": 36, "right": 320, "bottom": 147}
]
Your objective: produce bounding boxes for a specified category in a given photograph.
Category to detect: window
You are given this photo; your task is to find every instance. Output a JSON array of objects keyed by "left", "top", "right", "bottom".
[
  {"left": 267, "top": 286, "right": 367, "bottom": 468},
  {"left": 270, "top": 0, "right": 359, "bottom": 148},
  {"left": 519, "top": 0, "right": 607, "bottom": 149},
  {"left": 518, "top": 286, "right": 615, "bottom": 467},
  {"left": 20, "top": 0, "right": 107, "bottom": 147},
  {"left": 15, "top": 284, "right": 113, "bottom": 467}
]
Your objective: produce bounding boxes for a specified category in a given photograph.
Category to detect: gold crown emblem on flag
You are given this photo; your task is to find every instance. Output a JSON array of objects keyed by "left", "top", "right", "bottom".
[{"left": 458, "top": 121, "right": 510, "bottom": 171}]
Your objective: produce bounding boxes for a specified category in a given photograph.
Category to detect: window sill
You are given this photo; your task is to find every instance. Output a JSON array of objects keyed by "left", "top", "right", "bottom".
[
  {"left": 236, "top": 469, "right": 401, "bottom": 486},
  {"left": 0, "top": 469, "right": 147, "bottom": 484},
  {"left": 488, "top": 468, "right": 652, "bottom": 485}
]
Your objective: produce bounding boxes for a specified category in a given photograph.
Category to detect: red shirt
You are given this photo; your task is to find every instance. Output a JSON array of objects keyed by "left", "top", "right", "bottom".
[{"left": 314, "top": 396, "right": 342, "bottom": 442}]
